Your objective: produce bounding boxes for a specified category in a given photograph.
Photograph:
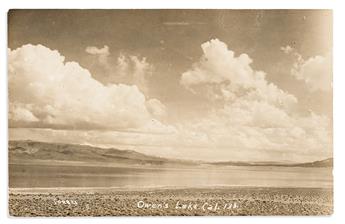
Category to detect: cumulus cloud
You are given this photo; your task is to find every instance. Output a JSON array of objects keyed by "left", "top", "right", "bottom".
[
  {"left": 85, "top": 45, "right": 110, "bottom": 66},
  {"left": 181, "top": 39, "right": 297, "bottom": 108},
  {"left": 292, "top": 54, "right": 332, "bottom": 92},
  {"left": 281, "top": 45, "right": 332, "bottom": 92},
  {"left": 181, "top": 39, "right": 256, "bottom": 88},
  {"left": 8, "top": 44, "right": 168, "bottom": 132},
  {"left": 178, "top": 39, "right": 332, "bottom": 161},
  {"left": 280, "top": 45, "right": 293, "bottom": 54},
  {"left": 86, "top": 45, "right": 152, "bottom": 95},
  {"left": 9, "top": 104, "right": 39, "bottom": 122}
]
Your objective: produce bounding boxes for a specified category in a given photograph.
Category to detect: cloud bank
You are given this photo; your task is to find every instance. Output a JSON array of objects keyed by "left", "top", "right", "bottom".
[{"left": 8, "top": 41, "right": 332, "bottom": 162}]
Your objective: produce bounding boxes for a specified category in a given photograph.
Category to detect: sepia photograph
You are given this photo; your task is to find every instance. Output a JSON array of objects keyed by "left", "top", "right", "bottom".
[{"left": 7, "top": 9, "right": 333, "bottom": 216}]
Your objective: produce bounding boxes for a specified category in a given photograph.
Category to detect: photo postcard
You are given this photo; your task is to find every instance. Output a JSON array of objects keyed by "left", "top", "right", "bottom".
[{"left": 8, "top": 9, "right": 333, "bottom": 216}]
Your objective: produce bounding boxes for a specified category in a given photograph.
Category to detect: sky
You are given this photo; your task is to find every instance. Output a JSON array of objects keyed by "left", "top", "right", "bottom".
[{"left": 8, "top": 10, "right": 333, "bottom": 162}]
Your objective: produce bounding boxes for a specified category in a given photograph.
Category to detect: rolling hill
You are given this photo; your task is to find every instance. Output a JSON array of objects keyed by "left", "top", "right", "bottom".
[{"left": 8, "top": 140, "right": 195, "bottom": 166}]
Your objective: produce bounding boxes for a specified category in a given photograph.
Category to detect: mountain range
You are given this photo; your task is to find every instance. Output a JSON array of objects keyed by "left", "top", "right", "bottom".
[{"left": 8, "top": 140, "right": 333, "bottom": 167}]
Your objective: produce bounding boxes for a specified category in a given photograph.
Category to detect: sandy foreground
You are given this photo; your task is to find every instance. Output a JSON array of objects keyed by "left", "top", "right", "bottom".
[{"left": 8, "top": 187, "right": 332, "bottom": 216}]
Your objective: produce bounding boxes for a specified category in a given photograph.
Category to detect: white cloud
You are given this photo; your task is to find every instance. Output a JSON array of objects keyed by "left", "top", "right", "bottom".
[
  {"left": 146, "top": 99, "right": 167, "bottom": 118},
  {"left": 85, "top": 45, "right": 110, "bottom": 55},
  {"left": 129, "top": 56, "right": 152, "bottom": 95},
  {"left": 177, "top": 39, "right": 332, "bottom": 161},
  {"left": 8, "top": 44, "right": 167, "bottom": 131},
  {"left": 86, "top": 46, "right": 152, "bottom": 95},
  {"left": 292, "top": 54, "right": 332, "bottom": 92},
  {"left": 180, "top": 39, "right": 297, "bottom": 108},
  {"left": 9, "top": 104, "right": 39, "bottom": 122},
  {"left": 280, "top": 45, "right": 332, "bottom": 92},
  {"left": 85, "top": 45, "right": 110, "bottom": 66},
  {"left": 181, "top": 39, "right": 257, "bottom": 89},
  {"left": 280, "top": 45, "right": 293, "bottom": 54}
]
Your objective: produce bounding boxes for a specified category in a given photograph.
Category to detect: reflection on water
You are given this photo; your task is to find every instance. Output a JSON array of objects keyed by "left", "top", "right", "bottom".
[{"left": 9, "top": 164, "right": 333, "bottom": 189}]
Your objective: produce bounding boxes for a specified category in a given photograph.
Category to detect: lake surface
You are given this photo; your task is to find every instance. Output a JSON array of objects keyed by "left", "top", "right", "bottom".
[{"left": 9, "top": 163, "right": 333, "bottom": 189}]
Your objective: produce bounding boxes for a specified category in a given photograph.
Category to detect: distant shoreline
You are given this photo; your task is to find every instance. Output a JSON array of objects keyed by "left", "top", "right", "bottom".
[{"left": 8, "top": 185, "right": 334, "bottom": 195}]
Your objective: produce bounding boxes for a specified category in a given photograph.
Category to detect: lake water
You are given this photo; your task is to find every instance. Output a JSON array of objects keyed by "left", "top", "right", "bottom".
[{"left": 9, "top": 163, "right": 333, "bottom": 189}]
